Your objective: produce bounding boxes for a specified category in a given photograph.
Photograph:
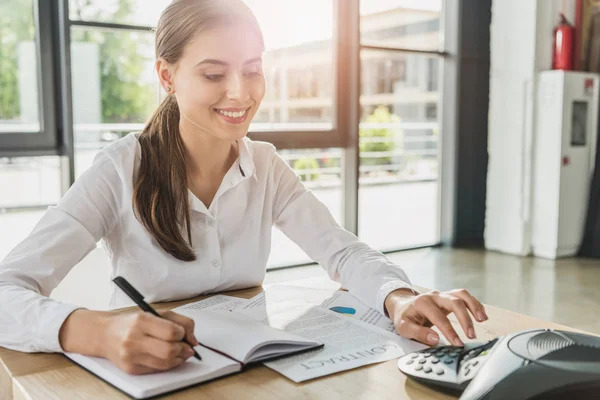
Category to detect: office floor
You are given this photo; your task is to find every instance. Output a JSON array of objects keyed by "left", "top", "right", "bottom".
[{"left": 42, "top": 245, "right": 600, "bottom": 335}]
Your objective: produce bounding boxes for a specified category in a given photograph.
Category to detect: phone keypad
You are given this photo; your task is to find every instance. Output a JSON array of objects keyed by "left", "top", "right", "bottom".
[{"left": 397, "top": 338, "right": 499, "bottom": 391}]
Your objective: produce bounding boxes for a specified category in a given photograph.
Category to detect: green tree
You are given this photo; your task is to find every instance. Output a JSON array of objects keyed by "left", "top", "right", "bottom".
[
  {"left": 359, "top": 105, "right": 402, "bottom": 166},
  {"left": 293, "top": 158, "right": 320, "bottom": 182},
  {"left": 0, "top": 0, "right": 34, "bottom": 120}
]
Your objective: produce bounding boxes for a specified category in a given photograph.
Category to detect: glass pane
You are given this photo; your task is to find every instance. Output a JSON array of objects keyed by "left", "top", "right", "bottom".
[
  {"left": 0, "top": 156, "right": 61, "bottom": 208},
  {"left": 358, "top": 50, "right": 441, "bottom": 251},
  {"left": 244, "top": 0, "right": 334, "bottom": 130},
  {"left": 70, "top": 28, "right": 159, "bottom": 177},
  {"left": 0, "top": 156, "right": 60, "bottom": 260},
  {"left": 0, "top": 0, "right": 40, "bottom": 133},
  {"left": 268, "top": 147, "right": 342, "bottom": 268},
  {"left": 360, "top": 0, "right": 443, "bottom": 51},
  {"left": 69, "top": 0, "right": 172, "bottom": 26}
]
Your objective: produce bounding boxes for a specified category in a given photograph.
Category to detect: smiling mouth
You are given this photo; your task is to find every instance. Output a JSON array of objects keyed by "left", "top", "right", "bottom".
[{"left": 214, "top": 107, "right": 251, "bottom": 124}]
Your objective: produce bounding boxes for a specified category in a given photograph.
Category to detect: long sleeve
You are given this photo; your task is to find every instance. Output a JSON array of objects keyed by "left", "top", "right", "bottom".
[
  {"left": 271, "top": 152, "right": 417, "bottom": 316},
  {"left": 0, "top": 151, "right": 122, "bottom": 353}
]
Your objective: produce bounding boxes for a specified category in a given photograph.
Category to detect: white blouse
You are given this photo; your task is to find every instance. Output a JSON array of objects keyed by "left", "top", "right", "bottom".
[{"left": 0, "top": 132, "right": 416, "bottom": 353}]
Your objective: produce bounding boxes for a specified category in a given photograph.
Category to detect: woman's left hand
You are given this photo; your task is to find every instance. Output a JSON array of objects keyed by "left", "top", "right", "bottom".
[{"left": 384, "top": 288, "right": 488, "bottom": 347}]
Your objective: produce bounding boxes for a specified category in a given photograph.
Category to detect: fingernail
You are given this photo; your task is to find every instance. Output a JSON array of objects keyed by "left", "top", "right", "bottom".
[
  {"left": 454, "top": 337, "right": 464, "bottom": 347},
  {"left": 469, "top": 327, "right": 476, "bottom": 339},
  {"left": 185, "top": 348, "right": 194, "bottom": 358},
  {"left": 476, "top": 311, "right": 484, "bottom": 322},
  {"left": 193, "top": 336, "right": 200, "bottom": 346},
  {"left": 427, "top": 332, "right": 439, "bottom": 344}
]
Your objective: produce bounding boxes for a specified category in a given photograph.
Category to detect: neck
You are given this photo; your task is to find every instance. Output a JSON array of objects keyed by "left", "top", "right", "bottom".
[{"left": 178, "top": 118, "right": 237, "bottom": 179}]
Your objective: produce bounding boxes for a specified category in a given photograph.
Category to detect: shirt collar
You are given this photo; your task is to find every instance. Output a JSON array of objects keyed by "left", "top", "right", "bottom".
[
  {"left": 237, "top": 137, "right": 258, "bottom": 182},
  {"left": 188, "top": 137, "right": 257, "bottom": 214}
]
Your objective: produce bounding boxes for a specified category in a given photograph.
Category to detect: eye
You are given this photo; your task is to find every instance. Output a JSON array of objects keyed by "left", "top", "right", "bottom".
[
  {"left": 204, "top": 74, "right": 225, "bottom": 82},
  {"left": 244, "top": 71, "right": 262, "bottom": 78}
]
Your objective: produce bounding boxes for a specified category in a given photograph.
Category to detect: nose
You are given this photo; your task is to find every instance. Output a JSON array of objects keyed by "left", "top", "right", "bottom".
[{"left": 226, "top": 72, "right": 249, "bottom": 102}]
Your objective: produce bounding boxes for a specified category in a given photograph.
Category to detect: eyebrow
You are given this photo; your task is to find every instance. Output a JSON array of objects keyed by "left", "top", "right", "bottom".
[{"left": 195, "top": 57, "right": 262, "bottom": 67}]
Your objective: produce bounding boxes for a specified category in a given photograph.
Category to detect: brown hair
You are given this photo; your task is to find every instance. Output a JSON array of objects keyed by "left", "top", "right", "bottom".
[{"left": 133, "top": 0, "right": 264, "bottom": 261}]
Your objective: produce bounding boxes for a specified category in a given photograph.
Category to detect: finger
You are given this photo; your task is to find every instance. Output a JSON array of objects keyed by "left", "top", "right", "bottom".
[
  {"left": 395, "top": 318, "right": 440, "bottom": 346},
  {"left": 435, "top": 295, "right": 476, "bottom": 340},
  {"left": 451, "top": 289, "right": 488, "bottom": 322},
  {"left": 135, "top": 352, "right": 187, "bottom": 371},
  {"left": 419, "top": 299, "right": 463, "bottom": 347},
  {"left": 120, "top": 363, "right": 157, "bottom": 375},
  {"left": 138, "top": 312, "right": 186, "bottom": 342},
  {"left": 139, "top": 335, "right": 193, "bottom": 362},
  {"left": 161, "top": 311, "right": 199, "bottom": 346}
]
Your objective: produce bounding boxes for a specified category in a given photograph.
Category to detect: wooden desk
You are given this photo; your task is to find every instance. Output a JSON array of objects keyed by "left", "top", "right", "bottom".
[{"left": 0, "top": 278, "right": 587, "bottom": 400}]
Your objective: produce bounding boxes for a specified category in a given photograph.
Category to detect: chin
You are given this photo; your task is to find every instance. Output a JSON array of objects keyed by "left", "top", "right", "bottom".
[{"left": 219, "top": 127, "right": 249, "bottom": 141}]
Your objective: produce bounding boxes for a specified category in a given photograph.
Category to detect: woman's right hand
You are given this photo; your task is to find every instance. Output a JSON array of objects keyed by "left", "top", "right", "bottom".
[{"left": 101, "top": 310, "right": 199, "bottom": 375}]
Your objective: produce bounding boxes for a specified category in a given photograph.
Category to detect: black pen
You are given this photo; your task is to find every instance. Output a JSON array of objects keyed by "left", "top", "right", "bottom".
[{"left": 112, "top": 276, "right": 202, "bottom": 361}]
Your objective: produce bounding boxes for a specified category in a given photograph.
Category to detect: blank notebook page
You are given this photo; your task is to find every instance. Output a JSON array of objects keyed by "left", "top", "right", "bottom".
[
  {"left": 177, "top": 308, "right": 318, "bottom": 364},
  {"left": 65, "top": 345, "right": 239, "bottom": 399}
]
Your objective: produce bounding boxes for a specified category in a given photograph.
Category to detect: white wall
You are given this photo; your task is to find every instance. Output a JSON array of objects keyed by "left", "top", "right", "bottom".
[{"left": 485, "top": 0, "right": 577, "bottom": 255}]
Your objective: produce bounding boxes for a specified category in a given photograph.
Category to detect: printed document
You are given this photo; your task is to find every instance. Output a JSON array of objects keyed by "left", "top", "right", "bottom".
[{"left": 237, "top": 297, "right": 426, "bottom": 382}]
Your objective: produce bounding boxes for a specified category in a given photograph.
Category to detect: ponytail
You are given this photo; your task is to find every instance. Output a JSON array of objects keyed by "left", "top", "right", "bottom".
[{"left": 133, "top": 95, "right": 196, "bottom": 261}]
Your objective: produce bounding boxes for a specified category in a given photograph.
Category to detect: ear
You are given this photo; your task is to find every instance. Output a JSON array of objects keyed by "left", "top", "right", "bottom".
[{"left": 156, "top": 58, "right": 176, "bottom": 94}]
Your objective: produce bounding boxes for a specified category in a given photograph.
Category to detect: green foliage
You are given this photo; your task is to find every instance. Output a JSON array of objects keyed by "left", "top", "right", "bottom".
[
  {"left": 71, "top": 0, "right": 155, "bottom": 123},
  {"left": 0, "top": 0, "right": 34, "bottom": 120},
  {"left": 359, "top": 105, "right": 402, "bottom": 166},
  {"left": 293, "top": 158, "right": 320, "bottom": 182}
]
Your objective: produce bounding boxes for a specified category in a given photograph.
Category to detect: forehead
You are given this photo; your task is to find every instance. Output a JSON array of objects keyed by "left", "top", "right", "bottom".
[{"left": 181, "top": 24, "right": 264, "bottom": 66}]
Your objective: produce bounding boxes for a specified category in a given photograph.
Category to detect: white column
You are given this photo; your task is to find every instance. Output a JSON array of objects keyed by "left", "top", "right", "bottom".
[{"left": 485, "top": 0, "right": 576, "bottom": 255}]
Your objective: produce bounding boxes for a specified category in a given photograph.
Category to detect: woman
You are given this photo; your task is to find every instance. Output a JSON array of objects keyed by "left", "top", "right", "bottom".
[{"left": 0, "top": 0, "right": 487, "bottom": 375}]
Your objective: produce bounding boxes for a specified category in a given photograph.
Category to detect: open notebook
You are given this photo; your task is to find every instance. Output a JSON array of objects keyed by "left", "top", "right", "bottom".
[{"left": 65, "top": 308, "right": 323, "bottom": 399}]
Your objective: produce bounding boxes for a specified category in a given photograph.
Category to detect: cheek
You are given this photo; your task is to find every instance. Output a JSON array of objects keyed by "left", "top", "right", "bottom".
[
  {"left": 251, "top": 79, "right": 266, "bottom": 102},
  {"left": 179, "top": 83, "right": 221, "bottom": 111}
]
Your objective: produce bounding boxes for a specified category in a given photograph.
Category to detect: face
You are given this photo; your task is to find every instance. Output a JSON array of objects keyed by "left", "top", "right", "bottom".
[{"left": 158, "top": 24, "right": 265, "bottom": 141}]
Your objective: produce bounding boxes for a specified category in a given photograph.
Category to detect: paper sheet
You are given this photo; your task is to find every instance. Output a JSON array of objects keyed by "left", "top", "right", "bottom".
[
  {"left": 237, "top": 296, "right": 426, "bottom": 382},
  {"left": 247, "top": 285, "right": 396, "bottom": 332},
  {"left": 176, "top": 294, "right": 247, "bottom": 313}
]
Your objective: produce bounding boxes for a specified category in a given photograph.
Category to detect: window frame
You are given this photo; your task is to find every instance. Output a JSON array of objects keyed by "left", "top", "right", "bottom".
[
  {"left": 0, "top": 0, "right": 60, "bottom": 156},
  {"left": 1, "top": 0, "right": 461, "bottom": 249}
]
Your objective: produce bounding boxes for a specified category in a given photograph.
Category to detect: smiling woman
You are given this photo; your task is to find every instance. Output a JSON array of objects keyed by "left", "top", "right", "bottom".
[
  {"left": 136, "top": 0, "right": 266, "bottom": 261},
  {"left": 0, "top": 0, "right": 488, "bottom": 379}
]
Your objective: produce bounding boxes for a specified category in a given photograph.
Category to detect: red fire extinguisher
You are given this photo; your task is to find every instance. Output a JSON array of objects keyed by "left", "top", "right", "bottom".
[{"left": 553, "top": 13, "right": 575, "bottom": 70}]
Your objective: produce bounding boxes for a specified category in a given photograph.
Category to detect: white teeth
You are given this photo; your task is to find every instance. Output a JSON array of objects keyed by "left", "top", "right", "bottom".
[{"left": 217, "top": 108, "right": 248, "bottom": 119}]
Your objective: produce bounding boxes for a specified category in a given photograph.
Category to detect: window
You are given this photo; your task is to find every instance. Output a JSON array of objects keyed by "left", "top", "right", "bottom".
[
  {"left": 0, "top": 1, "right": 452, "bottom": 271},
  {"left": 0, "top": 156, "right": 61, "bottom": 259},
  {"left": 0, "top": 0, "right": 57, "bottom": 152},
  {"left": 358, "top": 2, "right": 444, "bottom": 251},
  {"left": 0, "top": 0, "right": 39, "bottom": 131},
  {"left": 268, "top": 148, "right": 342, "bottom": 268},
  {"left": 69, "top": 26, "right": 159, "bottom": 176},
  {"left": 245, "top": 0, "right": 335, "bottom": 131},
  {"left": 0, "top": 156, "right": 61, "bottom": 208},
  {"left": 68, "top": 0, "right": 172, "bottom": 26},
  {"left": 360, "top": 0, "right": 443, "bottom": 51}
]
